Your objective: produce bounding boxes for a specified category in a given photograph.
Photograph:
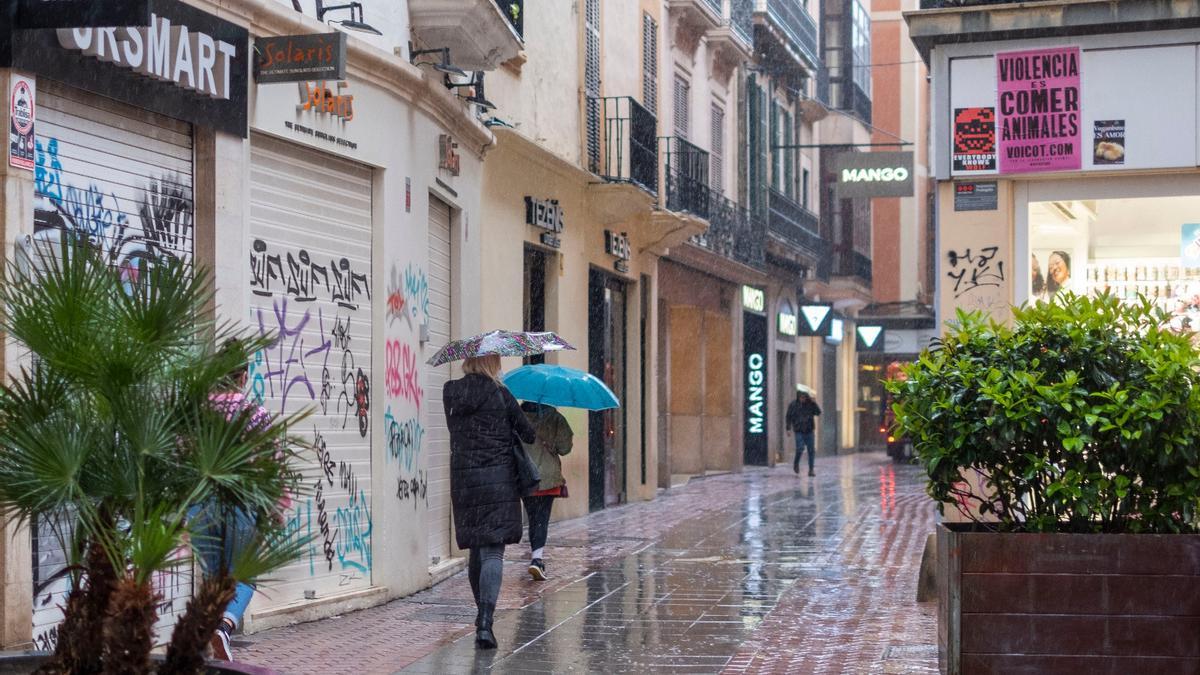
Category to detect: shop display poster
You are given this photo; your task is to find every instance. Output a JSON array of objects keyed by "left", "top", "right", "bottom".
[
  {"left": 8, "top": 75, "right": 35, "bottom": 170},
  {"left": 997, "top": 46, "right": 1082, "bottom": 174},
  {"left": 954, "top": 182, "right": 998, "bottom": 211},
  {"left": 953, "top": 107, "right": 997, "bottom": 171},
  {"left": 1182, "top": 224, "right": 1200, "bottom": 267},
  {"left": 1093, "top": 119, "right": 1125, "bottom": 165}
]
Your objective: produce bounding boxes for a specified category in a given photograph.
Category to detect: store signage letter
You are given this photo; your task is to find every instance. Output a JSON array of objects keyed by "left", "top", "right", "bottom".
[
  {"left": 742, "top": 286, "right": 765, "bottom": 313},
  {"left": 57, "top": 16, "right": 239, "bottom": 100}
]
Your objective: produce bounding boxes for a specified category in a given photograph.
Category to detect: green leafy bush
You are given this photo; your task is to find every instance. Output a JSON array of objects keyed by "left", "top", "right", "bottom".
[{"left": 887, "top": 293, "right": 1200, "bottom": 534}]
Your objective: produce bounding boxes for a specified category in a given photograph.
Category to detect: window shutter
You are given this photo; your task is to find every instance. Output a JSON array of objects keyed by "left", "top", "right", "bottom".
[
  {"left": 642, "top": 14, "right": 658, "bottom": 114},
  {"left": 784, "top": 111, "right": 794, "bottom": 200},
  {"left": 769, "top": 100, "right": 779, "bottom": 192},
  {"left": 710, "top": 103, "right": 724, "bottom": 195},
  {"left": 673, "top": 75, "right": 689, "bottom": 140},
  {"left": 585, "top": 0, "right": 601, "bottom": 171}
]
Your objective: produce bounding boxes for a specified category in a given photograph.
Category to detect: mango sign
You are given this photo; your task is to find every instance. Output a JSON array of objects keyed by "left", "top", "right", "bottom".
[{"left": 997, "top": 46, "right": 1082, "bottom": 174}]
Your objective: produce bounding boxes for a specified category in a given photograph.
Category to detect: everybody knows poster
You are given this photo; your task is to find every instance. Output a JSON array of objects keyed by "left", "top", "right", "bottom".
[{"left": 996, "top": 46, "right": 1081, "bottom": 174}]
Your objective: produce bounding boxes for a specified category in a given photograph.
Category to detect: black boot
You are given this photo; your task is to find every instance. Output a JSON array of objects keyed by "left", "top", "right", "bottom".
[{"left": 475, "top": 603, "right": 497, "bottom": 649}]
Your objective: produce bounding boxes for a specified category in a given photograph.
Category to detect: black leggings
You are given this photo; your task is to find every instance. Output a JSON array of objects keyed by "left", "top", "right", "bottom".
[
  {"left": 523, "top": 496, "right": 555, "bottom": 553},
  {"left": 468, "top": 544, "right": 505, "bottom": 610}
]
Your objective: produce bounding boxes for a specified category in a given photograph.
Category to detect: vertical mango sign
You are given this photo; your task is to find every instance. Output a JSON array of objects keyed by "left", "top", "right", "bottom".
[{"left": 997, "top": 46, "right": 1082, "bottom": 174}]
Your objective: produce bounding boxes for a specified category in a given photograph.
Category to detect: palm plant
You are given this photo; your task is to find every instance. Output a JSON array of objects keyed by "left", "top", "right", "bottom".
[{"left": 0, "top": 237, "right": 308, "bottom": 674}]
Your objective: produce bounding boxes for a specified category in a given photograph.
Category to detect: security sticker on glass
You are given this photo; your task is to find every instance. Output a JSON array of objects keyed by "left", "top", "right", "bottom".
[{"left": 953, "top": 107, "right": 997, "bottom": 172}]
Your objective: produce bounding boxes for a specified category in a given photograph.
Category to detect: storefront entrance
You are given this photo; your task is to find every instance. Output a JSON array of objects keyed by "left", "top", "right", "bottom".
[{"left": 588, "top": 270, "right": 627, "bottom": 511}]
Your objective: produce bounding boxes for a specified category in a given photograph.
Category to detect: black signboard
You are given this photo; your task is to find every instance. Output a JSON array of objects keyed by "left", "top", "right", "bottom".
[
  {"left": 834, "top": 151, "right": 914, "bottom": 199},
  {"left": 255, "top": 32, "right": 346, "bottom": 84},
  {"left": 11, "top": 0, "right": 249, "bottom": 137},
  {"left": 856, "top": 325, "right": 885, "bottom": 352},
  {"left": 14, "top": 0, "right": 152, "bottom": 29},
  {"left": 954, "top": 181, "right": 998, "bottom": 212},
  {"left": 797, "top": 303, "right": 833, "bottom": 336},
  {"left": 743, "top": 311, "right": 769, "bottom": 466}
]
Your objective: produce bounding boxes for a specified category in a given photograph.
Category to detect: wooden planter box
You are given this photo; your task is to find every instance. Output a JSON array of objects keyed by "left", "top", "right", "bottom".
[{"left": 938, "top": 523, "right": 1200, "bottom": 674}]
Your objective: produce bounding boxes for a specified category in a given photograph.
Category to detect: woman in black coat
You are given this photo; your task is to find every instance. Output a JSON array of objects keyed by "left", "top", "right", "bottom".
[{"left": 443, "top": 354, "right": 536, "bottom": 649}]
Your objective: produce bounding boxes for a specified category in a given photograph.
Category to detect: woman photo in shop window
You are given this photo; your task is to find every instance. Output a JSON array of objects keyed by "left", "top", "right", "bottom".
[{"left": 1046, "top": 250, "right": 1072, "bottom": 296}]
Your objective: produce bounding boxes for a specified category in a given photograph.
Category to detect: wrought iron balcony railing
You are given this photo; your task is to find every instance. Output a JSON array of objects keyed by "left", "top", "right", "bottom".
[
  {"left": 767, "top": 187, "right": 827, "bottom": 259},
  {"left": 590, "top": 96, "right": 659, "bottom": 195},
  {"left": 731, "top": 0, "right": 754, "bottom": 44},
  {"left": 691, "top": 191, "right": 766, "bottom": 268},
  {"left": 765, "top": 0, "right": 820, "bottom": 67},
  {"left": 918, "top": 0, "right": 1018, "bottom": 7},
  {"left": 835, "top": 248, "right": 873, "bottom": 284},
  {"left": 494, "top": 0, "right": 523, "bottom": 38},
  {"left": 662, "top": 136, "right": 710, "bottom": 219}
]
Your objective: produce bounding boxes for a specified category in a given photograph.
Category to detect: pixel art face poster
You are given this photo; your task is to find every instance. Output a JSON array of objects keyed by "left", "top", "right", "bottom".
[
  {"left": 996, "top": 46, "right": 1082, "bottom": 174},
  {"left": 953, "top": 107, "right": 996, "bottom": 172}
]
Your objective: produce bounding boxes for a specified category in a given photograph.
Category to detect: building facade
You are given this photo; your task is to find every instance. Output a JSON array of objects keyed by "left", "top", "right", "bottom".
[
  {"left": 908, "top": 1, "right": 1200, "bottom": 335},
  {"left": 0, "top": 0, "right": 512, "bottom": 647}
]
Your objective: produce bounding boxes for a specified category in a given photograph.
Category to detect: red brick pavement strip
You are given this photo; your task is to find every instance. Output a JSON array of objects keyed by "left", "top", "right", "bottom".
[
  {"left": 235, "top": 462, "right": 826, "bottom": 674},
  {"left": 721, "top": 467, "right": 939, "bottom": 675}
]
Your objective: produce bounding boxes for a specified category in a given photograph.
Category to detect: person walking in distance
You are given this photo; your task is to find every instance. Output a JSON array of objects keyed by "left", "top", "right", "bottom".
[
  {"left": 785, "top": 387, "right": 822, "bottom": 477},
  {"left": 444, "top": 355, "right": 538, "bottom": 650},
  {"left": 519, "top": 401, "right": 573, "bottom": 581}
]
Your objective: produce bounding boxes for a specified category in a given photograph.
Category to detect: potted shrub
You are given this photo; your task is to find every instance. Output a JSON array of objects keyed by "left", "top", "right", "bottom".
[
  {"left": 888, "top": 294, "right": 1200, "bottom": 674},
  {"left": 0, "top": 239, "right": 306, "bottom": 674}
]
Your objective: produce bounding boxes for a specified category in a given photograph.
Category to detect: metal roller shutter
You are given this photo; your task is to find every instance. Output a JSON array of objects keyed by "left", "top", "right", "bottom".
[
  {"left": 247, "top": 133, "right": 374, "bottom": 605},
  {"left": 30, "top": 81, "right": 195, "bottom": 649},
  {"left": 425, "top": 197, "right": 453, "bottom": 564}
]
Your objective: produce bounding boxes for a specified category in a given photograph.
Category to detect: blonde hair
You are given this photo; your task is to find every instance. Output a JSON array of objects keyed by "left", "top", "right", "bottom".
[{"left": 462, "top": 354, "right": 502, "bottom": 381}]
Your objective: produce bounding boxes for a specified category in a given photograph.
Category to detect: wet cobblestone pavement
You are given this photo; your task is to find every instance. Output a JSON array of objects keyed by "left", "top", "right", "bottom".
[{"left": 239, "top": 452, "right": 938, "bottom": 674}]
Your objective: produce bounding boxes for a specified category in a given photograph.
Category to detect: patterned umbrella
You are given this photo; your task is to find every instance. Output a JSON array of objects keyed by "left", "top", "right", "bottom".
[{"left": 425, "top": 330, "right": 575, "bottom": 366}]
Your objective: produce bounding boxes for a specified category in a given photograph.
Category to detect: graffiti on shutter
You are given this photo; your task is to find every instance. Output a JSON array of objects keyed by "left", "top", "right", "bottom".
[
  {"left": 30, "top": 82, "right": 195, "bottom": 650},
  {"left": 247, "top": 134, "right": 375, "bottom": 604}
]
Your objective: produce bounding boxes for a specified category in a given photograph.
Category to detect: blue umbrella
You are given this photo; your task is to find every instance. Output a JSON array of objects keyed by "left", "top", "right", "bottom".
[{"left": 502, "top": 364, "right": 620, "bottom": 410}]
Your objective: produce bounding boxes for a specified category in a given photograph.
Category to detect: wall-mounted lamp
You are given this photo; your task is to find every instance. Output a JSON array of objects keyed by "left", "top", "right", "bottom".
[
  {"left": 447, "top": 71, "right": 496, "bottom": 111},
  {"left": 316, "top": 0, "right": 382, "bottom": 36},
  {"left": 409, "top": 44, "right": 467, "bottom": 77}
]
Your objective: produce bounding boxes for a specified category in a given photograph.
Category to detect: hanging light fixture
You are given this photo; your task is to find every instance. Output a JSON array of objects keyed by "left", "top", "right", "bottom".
[{"left": 316, "top": 0, "right": 382, "bottom": 36}]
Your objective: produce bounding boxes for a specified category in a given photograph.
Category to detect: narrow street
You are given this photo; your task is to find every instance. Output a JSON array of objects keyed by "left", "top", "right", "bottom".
[{"left": 237, "top": 453, "right": 938, "bottom": 674}]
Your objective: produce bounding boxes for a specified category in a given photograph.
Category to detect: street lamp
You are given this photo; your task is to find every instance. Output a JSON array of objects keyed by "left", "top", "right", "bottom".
[{"left": 315, "top": 0, "right": 382, "bottom": 36}]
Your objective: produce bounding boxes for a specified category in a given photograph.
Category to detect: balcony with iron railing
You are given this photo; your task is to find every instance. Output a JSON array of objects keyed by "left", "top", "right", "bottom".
[
  {"left": 690, "top": 191, "right": 766, "bottom": 268},
  {"left": 590, "top": 96, "right": 658, "bottom": 196},
  {"left": 835, "top": 248, "right": 873, "bottom": 285},
  {"left": 767, "top": 187, "right": 828, "bottom": 261},
  {"left": 756, "top": 0, "right": 821, "bottom": 69},
  {"left": 493, "top": 0, "right": 523, "bottom": 39},
  {"left": 661, "top": 137, "right": 710, "bottom": 220}
]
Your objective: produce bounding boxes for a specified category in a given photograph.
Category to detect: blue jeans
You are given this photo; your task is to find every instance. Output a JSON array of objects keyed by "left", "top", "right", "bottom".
[
  {"left": 794, "top": 431, "right": 816, "bottom": 473},
  {"left": 189, "top": 503, "right": 256, "bottom": 629}
]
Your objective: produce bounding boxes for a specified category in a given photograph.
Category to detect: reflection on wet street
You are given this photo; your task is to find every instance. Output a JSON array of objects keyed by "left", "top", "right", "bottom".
[{"left": 399, "top": 453, "right": 937, "bottom": 674}]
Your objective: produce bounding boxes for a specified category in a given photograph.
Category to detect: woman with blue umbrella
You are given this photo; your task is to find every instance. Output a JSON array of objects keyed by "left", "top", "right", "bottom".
[{"left": 502, "top": 364, "right": 620, "bottom": 581}]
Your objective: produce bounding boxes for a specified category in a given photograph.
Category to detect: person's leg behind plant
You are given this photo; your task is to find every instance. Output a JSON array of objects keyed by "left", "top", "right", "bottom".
[
  {"left": 209, "top": 507, "right": 257, "bottom": 661},
  {"left": 523, "top": 496, "right": 553, "bottom": 580},
  {"left": 472, "top": 544, "right": 505, "bottom": 649}
]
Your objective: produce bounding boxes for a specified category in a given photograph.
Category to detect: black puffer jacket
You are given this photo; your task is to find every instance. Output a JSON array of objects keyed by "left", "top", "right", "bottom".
[{"left": 445, "top": 373, "right": 537, "bottom": 549}]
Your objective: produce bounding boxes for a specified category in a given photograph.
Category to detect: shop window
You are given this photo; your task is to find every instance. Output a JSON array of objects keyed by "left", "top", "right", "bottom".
[{"left": 1027, "top": 195, "right": 1200, "bottom": 332}]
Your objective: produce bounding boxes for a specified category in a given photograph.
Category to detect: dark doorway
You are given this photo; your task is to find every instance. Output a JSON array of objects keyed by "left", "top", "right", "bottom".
[
  {"left": 821, "top": 343, "right": 839, "bottom": 454},
  {"left": 588, "top": 269, "right": 627, "bottom": 511},
  {"left": 523, "top": 247, "right": 547, "bottom": 365},
  {"left": 742, "top": 311, "right": 769, "bottom": 466}
]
